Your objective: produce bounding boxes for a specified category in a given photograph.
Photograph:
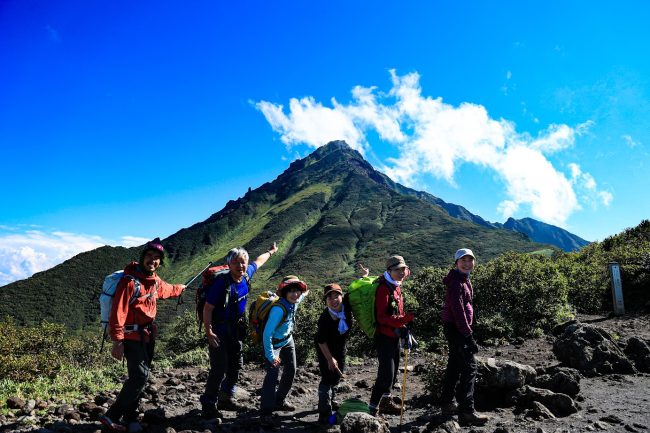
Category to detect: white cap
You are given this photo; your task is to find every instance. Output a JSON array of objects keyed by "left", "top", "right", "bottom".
[{"left": 454, "top": 248, "right": 475, "bottom": 261}]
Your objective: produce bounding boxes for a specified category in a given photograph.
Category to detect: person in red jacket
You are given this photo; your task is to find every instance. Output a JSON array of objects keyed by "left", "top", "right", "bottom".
[
  {"left": 439, "top": 248, "right": 489, "bottom": 426},
  {"left": 368, "top": 255, "right": 414, "bottom": 416},
  {"left": 99, "top": 238, "right": 186, "bottom": 433}
]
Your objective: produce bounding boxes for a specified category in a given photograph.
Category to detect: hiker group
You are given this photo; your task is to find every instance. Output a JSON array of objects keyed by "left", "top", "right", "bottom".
[{"left": 99, "top": 238, "right": 489, "bottom": 432}]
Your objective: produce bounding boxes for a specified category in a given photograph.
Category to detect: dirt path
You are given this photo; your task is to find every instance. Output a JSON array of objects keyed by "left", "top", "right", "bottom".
[{"left": 2, "top": 313, "right": 650, "bottom": 433}]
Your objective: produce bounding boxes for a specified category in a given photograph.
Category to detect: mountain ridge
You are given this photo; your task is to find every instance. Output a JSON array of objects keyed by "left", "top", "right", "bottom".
[{"left": 1, "top": 141, "right": 566, "bottom": 328}]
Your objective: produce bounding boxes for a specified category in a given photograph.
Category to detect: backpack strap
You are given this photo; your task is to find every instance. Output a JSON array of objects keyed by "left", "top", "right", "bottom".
[
  {"left": 270, "top": 303, "right": 290, "bottom": 345},
  {"left": 223, "top": 274, "right": 250, "bottom": 310}
]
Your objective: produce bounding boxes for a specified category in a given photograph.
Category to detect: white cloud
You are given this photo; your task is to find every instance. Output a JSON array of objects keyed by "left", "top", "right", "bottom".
[
  {"left": 255, "top": 98, "right": 366, "bottom": 152},
  {"left": 120, "top": 236, "right": 150, "bottom": 247},
  {"left": 0, "top": 229, "right": 149, "bottom": 286},
  {"left": 256, "top": 70, "right": 612, "bottom": 227},
  {"left": 622, "top": 134, "right": 640, "bottom": 148}
]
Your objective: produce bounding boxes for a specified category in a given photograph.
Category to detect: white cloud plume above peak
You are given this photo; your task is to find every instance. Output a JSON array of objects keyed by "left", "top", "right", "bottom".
[
  {"left": 0, "top": 229, "right": 151, "bottom": 287},
  {"left": 255, "top": 70, "right": 612, "bottom": 227}
]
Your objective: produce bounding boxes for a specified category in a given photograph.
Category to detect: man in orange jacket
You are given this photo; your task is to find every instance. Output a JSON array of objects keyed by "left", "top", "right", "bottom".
[{"left": 99, "top": 238, "right": 186, "bottom": 432}]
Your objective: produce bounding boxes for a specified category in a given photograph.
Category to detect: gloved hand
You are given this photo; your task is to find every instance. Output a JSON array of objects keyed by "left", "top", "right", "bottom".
[
  {"left": 401, "top": 327, "right": 418, "bottom": 350},
  {"left": 464, "top": 334, "right": 479, "bottom": 354}
]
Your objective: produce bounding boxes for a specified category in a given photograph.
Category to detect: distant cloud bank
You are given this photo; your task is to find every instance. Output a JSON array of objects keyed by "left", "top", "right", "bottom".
[
  {"left": 0, "top": 227, "right": 148, "bottom": 286},
  {"left": 256, "top": 70, "right": 612, "bottom": 226}
]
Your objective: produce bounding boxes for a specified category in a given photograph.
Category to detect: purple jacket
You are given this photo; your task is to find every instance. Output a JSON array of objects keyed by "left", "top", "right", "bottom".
[{"left": 441, "top": 269, "right": 474, "bottom": 336}]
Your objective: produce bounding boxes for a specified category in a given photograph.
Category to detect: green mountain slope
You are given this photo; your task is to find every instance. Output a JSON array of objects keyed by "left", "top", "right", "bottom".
[{"left": 0, "top": 141, "right": 545, "bottom": 329}]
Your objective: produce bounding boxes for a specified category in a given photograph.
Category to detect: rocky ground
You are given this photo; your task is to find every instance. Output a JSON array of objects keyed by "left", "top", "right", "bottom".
[{"left": 2, "top": 313, "right": 649, "bottom": 433}]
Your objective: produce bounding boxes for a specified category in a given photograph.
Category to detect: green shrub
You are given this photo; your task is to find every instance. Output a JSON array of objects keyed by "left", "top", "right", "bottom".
[
  {"left": 421, "top": 352, "right": 447, "bottom": 401},
  {"left": 472, "top": 252, "right": 572, "bottom": 339},
  {"left": 402, "top": 267, "right": 448, "bottom": 351},
  {"left": 0, "top": 318, "right": 106, "bottom": 382}
]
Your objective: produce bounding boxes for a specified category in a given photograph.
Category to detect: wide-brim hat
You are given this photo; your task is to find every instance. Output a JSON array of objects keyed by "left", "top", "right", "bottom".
[
  {"left": 277, "top": 275, "right": 308, "bottom": 295},
  {"left": 323, "top": 283, "right": 343, "bottom": 300}
]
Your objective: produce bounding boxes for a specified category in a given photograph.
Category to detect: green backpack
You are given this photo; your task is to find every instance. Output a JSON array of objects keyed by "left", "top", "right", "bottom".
[
  {"left": 347, "top": 276, "right": 380, "bottom": 338},
  {"left": 336, "top": 397, "right": 370, "bottom": 423}
]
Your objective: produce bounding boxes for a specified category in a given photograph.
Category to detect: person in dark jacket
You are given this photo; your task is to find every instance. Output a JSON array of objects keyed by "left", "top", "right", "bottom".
[
  {"left": 440, "top": 248, "right": 489, "bottom": 426},
  {"left": 99, "top": 238, "right": 186, "bottom": 433},
  {"left": 313, "top": 282, "right": 357, "bottom": 423},
  {"left": 368, "top": 255, "right": 414, "bottom": 416}
]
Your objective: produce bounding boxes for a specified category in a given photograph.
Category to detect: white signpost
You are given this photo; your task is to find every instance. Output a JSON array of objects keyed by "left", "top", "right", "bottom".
[{"left": 608, "top": 262, "right": 625, "bottom": 315}]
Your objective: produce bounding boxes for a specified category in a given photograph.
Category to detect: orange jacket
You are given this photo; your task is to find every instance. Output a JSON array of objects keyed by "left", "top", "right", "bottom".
[{"left": 109, "top": 262, "right": 184, "bottom": 342}]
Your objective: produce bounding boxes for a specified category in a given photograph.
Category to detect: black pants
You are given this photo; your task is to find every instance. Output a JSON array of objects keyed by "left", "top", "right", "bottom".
[
  {"left": 316, "top": 345, "right": 345, "bottom": 416},
  {"left": 105, "top": 339, "right": 155, "bottom": 423},
  {"left": 370, "top": 333, "right": 400, "bottom": 408},
  {"left": 202, "top": 330, "right": 243, "bottom": 406},
  {"left": 440, "top": 322, "right": 477, "bottom": 412}
]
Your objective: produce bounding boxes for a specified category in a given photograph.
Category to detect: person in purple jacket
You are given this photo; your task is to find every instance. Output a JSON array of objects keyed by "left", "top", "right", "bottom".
[{"left": 439, "top": 248, "right": 489, "bottom": 426}]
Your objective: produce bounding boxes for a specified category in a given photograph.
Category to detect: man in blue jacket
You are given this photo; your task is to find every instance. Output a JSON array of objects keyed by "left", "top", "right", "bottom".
[{"left": 200, "top": 243, "right": 278, "bottom": 419}]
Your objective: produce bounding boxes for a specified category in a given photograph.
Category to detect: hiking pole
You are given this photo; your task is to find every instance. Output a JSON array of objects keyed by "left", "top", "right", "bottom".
[
  {"left": 176, "top": 261, "right": 213, "bottom": 309},
  {"left": 399, "top": 329, "right": 416, "bottom": 432},
  {"left": 399, "top": 347, "right": 409, "bottom": 432}
]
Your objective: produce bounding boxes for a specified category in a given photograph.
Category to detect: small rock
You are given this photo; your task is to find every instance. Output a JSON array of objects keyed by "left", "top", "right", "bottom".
[
  {"left": 625, "top": 425, "right": 640, "bottom": 433},
  {"left": 600, "top": 414, "right": 624, "bottom": 425},
  {"left": 64, "top": 412, "right": 81, "bottom": 422},
  {"left": 55, "top": 404, "right": 74, "bottom": 415},
  {"left": 633, "top": 423, "right": 648, "bottom": 430},
  {"left": 355, "top": 379, "right": 372, "bottom": 389},
  {"left": 7, "top": 396, "right": 26, "bottom": 409},
  {"left": 165, "top": 377, "right": 181, "bottom": 386},
  {"left": 594, "top": 421, "right": 610, "bottom": 430},
  {"left": 94, "top": 394, "right": 110, "bottom": 405},
  {"left": 340, "top": 412, "right": 389, "bottom": 433},
  {"left": 336, "top": 383, "right": 353, "bottom": 393}
]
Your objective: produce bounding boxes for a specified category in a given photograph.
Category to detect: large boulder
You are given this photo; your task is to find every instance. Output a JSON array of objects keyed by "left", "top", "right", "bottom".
[
  {"left": 340, "top": 412, "right": 390, "bottom": 433},
  {"left": 553, "top": 323, "right": 636, "bottom": 376},
  {"left": 510, "top": 385, "right": 578, "bottom": 417},
  {"left": 477, "top": 357, "right": 537, "bottom": 389},
  {"left": 624, "top": 337, "right": 650, "bottom": 373},
  {"left": 475, "top": 357, "right": 537, "bottom": 409},
  {"left": 533, "top": 366, "right": 581, "bottom": 396}
]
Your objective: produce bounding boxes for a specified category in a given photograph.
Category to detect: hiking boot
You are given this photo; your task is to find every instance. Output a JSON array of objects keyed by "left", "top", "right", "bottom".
[
  {"left": 99, "top": 415, "right": 127, "bottom": 432},
  {"left": 378, "top": 396, "right": 403, "bottom": 415},
  {"left": 459, "top": 410, "right": 489, "bottom": 426},
  {"left": 259, "top": 414, "right": 277, "bottom": 431},
  {"left": 440, "top": 402, "right": 458, "bottom": 415},
  {"left": 219, "top": 395, "right": 247, "bottom": 412},
  {"left": 274, "top": 399, "right": 296, "bottom": 412},
  {"left": 127, "top": 422, "right": 143, "bottom": 433},
  {"left": 201, "top": 404, "right": 222, "bottom": 421}
]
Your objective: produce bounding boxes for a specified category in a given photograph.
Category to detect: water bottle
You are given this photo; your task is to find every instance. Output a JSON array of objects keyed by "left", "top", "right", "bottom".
[{"left": 328, "top": 411, "right": 337, "bottom": 425}]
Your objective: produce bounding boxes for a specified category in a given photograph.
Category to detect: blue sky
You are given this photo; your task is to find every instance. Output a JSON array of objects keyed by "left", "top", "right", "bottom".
[{"left": 1, "top": 1, "right": 649, "bottom": 285}]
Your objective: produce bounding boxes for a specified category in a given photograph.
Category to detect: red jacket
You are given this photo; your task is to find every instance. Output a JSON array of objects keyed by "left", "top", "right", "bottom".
[
  {"left": 109, "top": 262, "right": 184, "bottom": 342},
  {"left": 441, "top": 269, "right": 474, "bottom": 336},
  {"left": 374, "top": 277, "right": 408, "bottom": 338}
]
